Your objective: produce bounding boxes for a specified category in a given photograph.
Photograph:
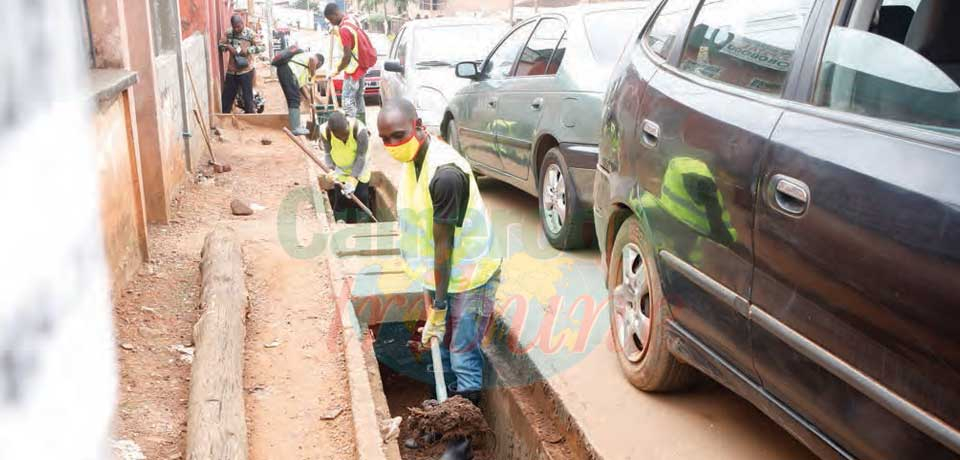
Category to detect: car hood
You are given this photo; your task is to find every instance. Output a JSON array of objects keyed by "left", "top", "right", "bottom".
[{"left": 412, "top": 65, "right": 470, "bottom": 102}]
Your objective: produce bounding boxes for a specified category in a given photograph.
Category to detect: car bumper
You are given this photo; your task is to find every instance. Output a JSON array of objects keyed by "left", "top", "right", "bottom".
[
  {"left": 558, "top": 142, "right": 598, "bottom": 213},
  {"left": 593, "top": 164, "right": 613, "bottom": 274}
]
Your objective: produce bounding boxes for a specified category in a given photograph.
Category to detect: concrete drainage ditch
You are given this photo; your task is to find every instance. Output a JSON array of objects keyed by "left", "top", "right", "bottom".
[{"left": 325, "top": 171, "right": 594, "bottom": 460}]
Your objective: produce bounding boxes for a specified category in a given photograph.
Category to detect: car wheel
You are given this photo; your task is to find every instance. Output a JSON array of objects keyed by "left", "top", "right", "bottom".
[
  {"left": 538, "top": 148, "right": 589, "bottom": 250},
  {"left": 608, "top": 216, "right": 699, "bottom": 391}
]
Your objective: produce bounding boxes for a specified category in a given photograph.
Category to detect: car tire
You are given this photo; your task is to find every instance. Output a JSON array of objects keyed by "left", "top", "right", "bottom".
[
  {"left": 608, "top": 216, "right": 699, "bottom": 391},
  {"left": 538, "top": 148, "right": 590, "bottom": 250}
]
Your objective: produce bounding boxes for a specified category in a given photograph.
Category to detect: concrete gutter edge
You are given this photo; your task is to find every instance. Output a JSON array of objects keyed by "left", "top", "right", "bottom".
[{"left": 303, "top": 152, "right": 391, "bottom": 460}]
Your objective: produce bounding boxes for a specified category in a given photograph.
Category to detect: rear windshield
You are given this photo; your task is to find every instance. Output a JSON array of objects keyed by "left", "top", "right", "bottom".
[{"left": 584, "top": 9, "right": 644, "bottom": 65}]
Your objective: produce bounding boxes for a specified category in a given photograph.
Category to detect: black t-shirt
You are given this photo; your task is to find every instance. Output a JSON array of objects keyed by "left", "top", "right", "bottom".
[{"left": 427, "top": 165, "right": 469, "bottom": 227}]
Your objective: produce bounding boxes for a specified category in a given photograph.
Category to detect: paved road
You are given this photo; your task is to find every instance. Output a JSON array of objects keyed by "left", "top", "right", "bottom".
[{"left": 365, "top": 104, "right": 818, "bottom": 460}]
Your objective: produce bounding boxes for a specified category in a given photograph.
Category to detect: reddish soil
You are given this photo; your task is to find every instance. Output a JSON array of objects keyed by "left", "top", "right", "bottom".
[{"left": 113, "top": 93, "right": 355, "bottom": 459}]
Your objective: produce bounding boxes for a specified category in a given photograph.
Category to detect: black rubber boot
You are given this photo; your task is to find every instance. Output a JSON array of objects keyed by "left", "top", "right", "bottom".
[{"left": 440, "top": 437, "right": 473, "bottom": 460}]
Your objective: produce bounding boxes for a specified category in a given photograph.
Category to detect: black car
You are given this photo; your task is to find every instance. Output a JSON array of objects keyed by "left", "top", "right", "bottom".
[{"left": 593, "top": 0, "right": 960, "bottom": 458}]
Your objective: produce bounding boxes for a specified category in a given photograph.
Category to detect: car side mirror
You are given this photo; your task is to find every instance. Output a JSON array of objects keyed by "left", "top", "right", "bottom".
[
  {"left": 384, "top": 60, "right": 404, "bottom": 74},
  {"left": 455, "top": 61, "right": 480, "bottom": 80}
]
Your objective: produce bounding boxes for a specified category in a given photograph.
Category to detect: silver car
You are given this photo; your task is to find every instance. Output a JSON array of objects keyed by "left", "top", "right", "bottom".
[
  {"left": 444, "top": 3, "right": 649, "bottom": 249},
  {"left": 380, "top": 18, "right": 507, "bottom": 133}
]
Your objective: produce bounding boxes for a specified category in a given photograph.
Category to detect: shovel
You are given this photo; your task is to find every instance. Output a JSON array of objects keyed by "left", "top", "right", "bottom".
[{"left": 430, "top": 336, "right": 448, "bottom": 403}]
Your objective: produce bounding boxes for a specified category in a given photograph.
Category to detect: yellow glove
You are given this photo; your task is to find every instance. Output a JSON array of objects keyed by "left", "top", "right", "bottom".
[{"left": 421, "top": 306, "right": 447, "bottom": 346}]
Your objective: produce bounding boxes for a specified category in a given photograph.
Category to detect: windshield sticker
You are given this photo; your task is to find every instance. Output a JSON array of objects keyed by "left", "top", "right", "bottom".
[{"left": 719, "top": 36, "right": 793, "bottom": 72}]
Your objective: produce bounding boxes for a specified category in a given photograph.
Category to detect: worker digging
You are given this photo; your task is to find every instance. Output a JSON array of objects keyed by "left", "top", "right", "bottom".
[
  {"left": 377, "top": 98, "right": 503, "bottom": 457},
  {"left": 271, "top": 44, "right": 325, "bottom": 136},
  {"left": 316, "top": 111, "right": 375, "bottom": 223}
]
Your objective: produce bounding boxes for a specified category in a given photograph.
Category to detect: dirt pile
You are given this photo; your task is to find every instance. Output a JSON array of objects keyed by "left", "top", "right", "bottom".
[{"left": 401, "top": 396, "right": 492, "bottom": 460}]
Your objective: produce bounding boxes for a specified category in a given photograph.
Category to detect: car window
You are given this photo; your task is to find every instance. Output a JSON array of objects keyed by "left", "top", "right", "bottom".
[
  {"left": 585, "top": 9, "right": 644, "bottom": 66},
  {"left": 412, "top": 25, "right": 506, "bottom": 66},
  {"left": 643, "top": 0, "right": 697, "bottom": 60},
  {"left": 678, "top": 0, "right": 814, "bottom": 96},
  {"left": 815, "top": 1, "right": 960, "bottom": 134},
  {"left": 516, "top": 18, "right": 566, "bottom": 77},
  {"left": 391, "top": 28, "right": 406, "bottom": 58},
  {"left": 483, "top": 21, "right": 536, "bottom": 79}
]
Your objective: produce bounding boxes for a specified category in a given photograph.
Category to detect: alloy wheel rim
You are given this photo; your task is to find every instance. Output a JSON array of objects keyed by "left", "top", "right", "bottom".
[
  {"left": 542, "top": 164, "right": 566, "bottom": 235},
  {"left": 612, "top": 242, "right": 651, "bottom": 363}
]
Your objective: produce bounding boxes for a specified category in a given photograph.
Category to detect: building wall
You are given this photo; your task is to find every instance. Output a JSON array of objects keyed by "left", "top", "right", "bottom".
[
  {"left": 184, "top": 32, "right": 212, "bottom": 170},
  {"left": 154, "top": 52, "right": 190, "bottom": 206},
  {"left": 409, "top": 0, "right": 514, "bottom": 17},
  {"left": 180, "top": 0, "right": 209, "bottom": 39},
  {"left": 95, "top": 92, "right": 146, "bottom": 290}
]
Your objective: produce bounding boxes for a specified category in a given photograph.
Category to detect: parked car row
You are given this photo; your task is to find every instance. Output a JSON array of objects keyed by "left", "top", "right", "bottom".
[{"left": 391, "top": 0, "right": 960, "bottom": 458}]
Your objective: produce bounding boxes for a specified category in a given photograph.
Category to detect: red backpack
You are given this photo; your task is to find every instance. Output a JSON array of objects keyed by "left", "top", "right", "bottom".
[{"left": 341, "top": 18, "right": 378, "bottom": 70}]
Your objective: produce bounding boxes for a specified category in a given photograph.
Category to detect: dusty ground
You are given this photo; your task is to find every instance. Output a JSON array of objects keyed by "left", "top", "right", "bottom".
[{"left": 113, "top": 74, "right": 355, "bottom": 459}]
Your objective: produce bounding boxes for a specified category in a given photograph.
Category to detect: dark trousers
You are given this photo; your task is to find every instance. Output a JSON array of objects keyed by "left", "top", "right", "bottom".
[
  {"left": 277, "top": 64, "right": 301, "bottom": 110},
  {"left": 327, "top": 181, "right": 373, "bottom": 223},
  {"left": 222, "top": 71, "right": 255, "bottom": 113}
]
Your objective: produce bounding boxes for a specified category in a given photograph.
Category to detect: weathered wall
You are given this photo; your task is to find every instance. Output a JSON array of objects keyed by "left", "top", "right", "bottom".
[
  {"left": 184, "top": 32, "right": 211, "bottom": 170},
  {"left": 155, "top": 51, "right": 189, "bottom": 205},
  {"left": 95, "top": 93, "right": 145, "bottom": 290},
  {"left": 153, "top": 33, "right": 211, "bottom": 211},
  {"left": 180, "top": 0, "right": 208, "bottom": 39}
]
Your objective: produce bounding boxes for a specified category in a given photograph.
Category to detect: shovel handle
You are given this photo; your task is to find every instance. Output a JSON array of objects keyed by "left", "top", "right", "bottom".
[{"left": 430, "top": 336, "right": 448, "bottom": 403}]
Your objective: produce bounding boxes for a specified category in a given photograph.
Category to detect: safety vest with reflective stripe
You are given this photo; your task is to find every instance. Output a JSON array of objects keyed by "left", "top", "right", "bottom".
[
  {"left": 397, "top": 138, "right": 501, "bottom": 293},
  {"left": 659, "top": 157, "right": 737, "bottom": 241},
  {"left": 335, "top": 19, "right": 361, "bottom": 75},
  {"left": 322, "top": 119, "right": 371, "bottom": 183},
  {"left": 290, "top": 52, "right": 312, "bottom": 87}
]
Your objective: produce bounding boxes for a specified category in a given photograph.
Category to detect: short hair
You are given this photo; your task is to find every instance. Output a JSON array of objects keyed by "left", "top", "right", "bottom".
[
  {"left": 314, "top": 53, "right": 325, "bottom": 66},
  {"left": 323, "top": 2, "right": 340, "bottom": 17},
  {"left": 230, "top": 14, "right": 243, "bottom": 26},
  {"left": 328, "top": 111, "right": 348, "bottom": 133},
  {"left": 380, "top": 98, "right": 418, "bottom": 123}
]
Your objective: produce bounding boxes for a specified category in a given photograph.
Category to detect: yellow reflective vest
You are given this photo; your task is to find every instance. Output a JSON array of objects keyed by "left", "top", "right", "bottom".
[
  {"left": 321, "top": 118, "right": 371, "bottom": 183},
  {"left": 289, "top": 52, "right": 312, "bottom": 87},
  {"left": 397, "top": 138, "right": 501, "bottom": 293},
  {"left": 334, "top": 22, "right": 361, "bottom": 75}
]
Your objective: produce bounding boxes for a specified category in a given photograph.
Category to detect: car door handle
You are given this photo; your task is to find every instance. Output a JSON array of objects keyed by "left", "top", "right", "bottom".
[
  {"left": 770, "top": 174, "right": 810, "bottom": 216},
  {"left": 641, "top": 119, "right": 660, "bottom": 147},
  {"left": 487, "top": 98, "right": 498, "bottom": 108},
  {"left": 531, "top": 97, "right": 543, "bottom": 110}
]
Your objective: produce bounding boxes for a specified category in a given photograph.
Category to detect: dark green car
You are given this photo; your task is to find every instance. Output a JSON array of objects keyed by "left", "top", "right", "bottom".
[{"left": 442, "top": 3, "right": 651, "bottom": 249}]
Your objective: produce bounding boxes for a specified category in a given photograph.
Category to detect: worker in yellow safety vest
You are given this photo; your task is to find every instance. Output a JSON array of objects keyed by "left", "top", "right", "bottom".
[
  {"left": 324, "top": 2, "right": 374, "bottom": 122},
  {"left": 318, "top": 111, "right": 373, "bottom": 223},
  {"left": 377, "top": 99, "right": 501, "bottom": 439},
  {"left": 277, "top": 50, "right": 324, "bottom": 135}
]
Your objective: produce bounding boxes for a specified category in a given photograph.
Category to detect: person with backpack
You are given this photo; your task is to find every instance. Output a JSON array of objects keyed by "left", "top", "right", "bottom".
[
  {"left": 272, "top": 46, "right": 324, "bottom": 135},
  {"left": 317, "top": 111, "right": 373, "bottom": 223},
  {"left": 324, "top": 2, "right": 378, "bottom": 123}
]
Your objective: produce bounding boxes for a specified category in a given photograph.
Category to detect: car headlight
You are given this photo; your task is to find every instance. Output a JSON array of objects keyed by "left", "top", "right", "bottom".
[{"left": 415, "top": 87, "right": 447, "bottom": 124}]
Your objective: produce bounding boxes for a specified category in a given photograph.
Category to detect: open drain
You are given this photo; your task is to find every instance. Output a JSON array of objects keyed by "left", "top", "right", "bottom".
[{"left": 333, "top": 170, "right": 592, "bottom": 460}]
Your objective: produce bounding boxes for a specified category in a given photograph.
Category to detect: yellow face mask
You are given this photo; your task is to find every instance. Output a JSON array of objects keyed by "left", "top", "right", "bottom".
[{"left": 384, "top": 124, "right": 422, "bottom": 163}]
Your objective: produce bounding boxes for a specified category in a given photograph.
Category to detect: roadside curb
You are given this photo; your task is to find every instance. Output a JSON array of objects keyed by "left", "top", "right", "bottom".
[{"left": 303, "top": 152, "right": 395, "bottom": 460}]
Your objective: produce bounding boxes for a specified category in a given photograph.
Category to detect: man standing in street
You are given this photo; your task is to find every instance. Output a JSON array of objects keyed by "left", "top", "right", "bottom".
[
  {"left": 377, "top": 98, "right": 502, "bottom": 410},
  {"left": 324, "top": 2, "right": 375, "bottom": 122},
  {"left": 274, "top": 48, "right": 324, "bottom": 135},
  {"left": 220, "top": 14, "right": 263, "bottom": 114},
  {"left": 318, "top": 111, "right": 373, "bottom": 223}
]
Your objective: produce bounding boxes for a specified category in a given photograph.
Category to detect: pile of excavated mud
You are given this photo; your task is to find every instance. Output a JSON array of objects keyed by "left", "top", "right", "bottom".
[{"left": 401, "top": 396, "right": 492, "bottom": 460}]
